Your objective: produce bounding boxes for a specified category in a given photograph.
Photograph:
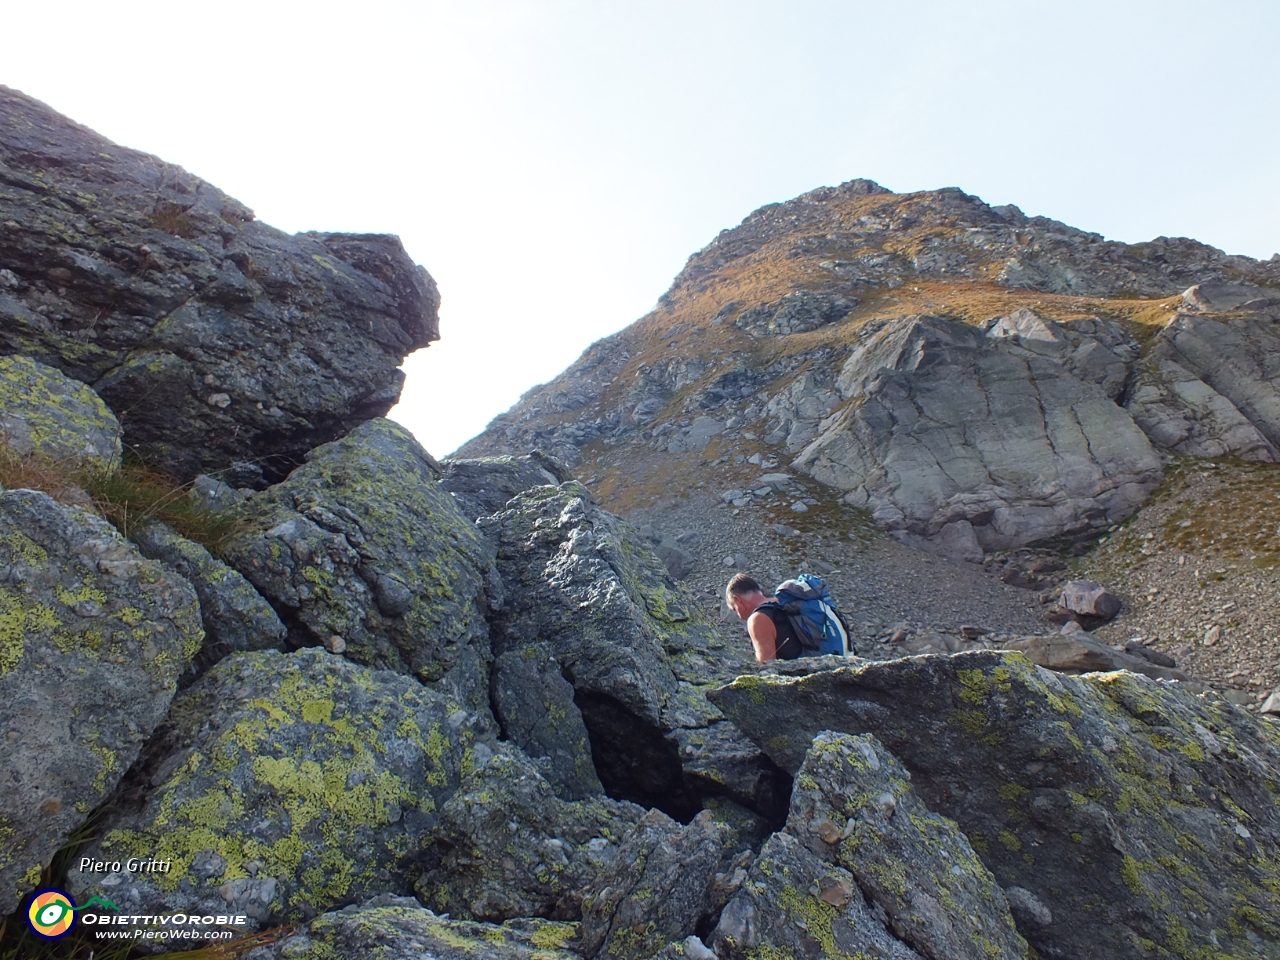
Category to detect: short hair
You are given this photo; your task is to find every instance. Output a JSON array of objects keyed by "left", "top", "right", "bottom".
[{"left": 725, "top": 574, "right": 762, "bottom": 598}]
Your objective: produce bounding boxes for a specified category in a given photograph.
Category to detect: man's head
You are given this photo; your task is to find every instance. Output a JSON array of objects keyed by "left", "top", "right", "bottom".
[{"left": 725, "top": 573, "right": 766, "bottom": 621}]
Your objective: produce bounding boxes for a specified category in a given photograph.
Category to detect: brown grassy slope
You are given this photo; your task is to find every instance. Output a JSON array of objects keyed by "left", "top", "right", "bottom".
[{"left": 454, "top": 178, "right": 1276, "bottom": 520}]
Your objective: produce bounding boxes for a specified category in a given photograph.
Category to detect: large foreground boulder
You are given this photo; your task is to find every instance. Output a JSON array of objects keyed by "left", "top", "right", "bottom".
[
  {"left": 0, "top": 489, "right": 202, "bottom": 914},
  {"left": 0, "top": 85, "right": 438, "bottom": 482},
  {"left": 710, "top": 653, "right": 1280, "bottom": 959},
  {"left": 252, "top": 897, "right": 579, "bottom": 960},
  {"left": 222, "top": 419, "right": 501, "bottom": 714},
  {"left": 794, "top": 314, "right": 1162, "bottom": 558},
  {"left": 710, "top": 731, "right": 1025, "bottom": 960},
  {"left": 578, "top": 809, "right": 751, "bottom": 960},
  {"left": 479, "top": 482, "right": 789, "bottom": 821},
  {"left": 0, "top": 354, "right": 122, "bottom": 471},
  {"left": 67, "top": 648, "right": 491, "bottom": 936}
]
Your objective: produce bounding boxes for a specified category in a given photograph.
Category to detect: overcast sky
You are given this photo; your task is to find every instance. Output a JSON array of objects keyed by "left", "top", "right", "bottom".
[{"left": 7, "top": 1, "right": 1279, "bottom": 456}]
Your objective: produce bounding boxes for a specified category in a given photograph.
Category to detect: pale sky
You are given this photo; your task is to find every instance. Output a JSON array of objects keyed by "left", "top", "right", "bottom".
[{"left": 6, "top": 1, "right": 1279, "bottom": 457}]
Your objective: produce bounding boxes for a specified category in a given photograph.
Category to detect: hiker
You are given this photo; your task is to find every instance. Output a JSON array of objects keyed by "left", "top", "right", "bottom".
[{"left": 725, "top": 572, "right": 850, "bottom": 662}]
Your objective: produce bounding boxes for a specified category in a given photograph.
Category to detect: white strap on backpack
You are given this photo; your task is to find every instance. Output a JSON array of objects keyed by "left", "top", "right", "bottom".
[{"left": 818, "top": 600, "right": 851, "bottom": 657}]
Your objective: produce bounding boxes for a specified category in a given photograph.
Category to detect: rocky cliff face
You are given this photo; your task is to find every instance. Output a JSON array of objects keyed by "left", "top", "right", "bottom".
[
  {"left": 457, "top": 179, "right": 1280, "bottom": 558},
  {"left": 2, "top": 93, "right": 1279, "bottom": 960},
  {"left": 0, "top": 85, "right": 438, "bottom": 483}
]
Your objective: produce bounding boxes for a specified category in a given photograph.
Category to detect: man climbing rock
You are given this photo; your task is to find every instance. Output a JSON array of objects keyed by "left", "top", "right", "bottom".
[
  {"left": 725, "top": 574, "right": 803, "bottom": 662},
  {"left": 727, "top": 572, "right": 852, "bottom": 662}
]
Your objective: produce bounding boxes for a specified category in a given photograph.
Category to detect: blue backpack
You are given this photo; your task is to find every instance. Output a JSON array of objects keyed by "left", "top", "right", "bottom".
[{"left": 772, "top": 574, "right": 851, "bottom": 656}]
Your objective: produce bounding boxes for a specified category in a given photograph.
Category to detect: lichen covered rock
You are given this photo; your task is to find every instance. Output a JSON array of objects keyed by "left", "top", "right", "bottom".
[
  {"left": 132, "top": 521, "right": 286, "bottom": 673},
  {"left": 67, "top": 648, "right": 491, "bottom": 933},
  {"left": 417, "top": 745, "right": 643, "bottom": 922},
  {"left": 255, "top": 897, "right": 580, "bottom": 960},
  {"left": 710, "top": 652, "right": 1280, "bottom": 959},
  {"left": 578, "top": 809, "right": 752, "bottom": 960},
  {"left": 0, "top": 86, "right": 439, "bottom": 482},
  {"left": 223, "top": 419, "right": 501, "bottom": 713},
  {"left": 712, "top": 832, "right": 924, "bottom": 960},
  {"left": 0, "top": 489, "right": 202, "bottom": 914},
  {"left": 737, "top": 731, "right": 1026, "bottom": 960},
  {"left": 0, "top": 354, "right": 121, "bottom": 471}
]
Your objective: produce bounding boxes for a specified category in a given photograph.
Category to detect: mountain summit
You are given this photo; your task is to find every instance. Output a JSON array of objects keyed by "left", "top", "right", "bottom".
[{"left": 458, "top": 178, "right": 1280, "bottom": 558}]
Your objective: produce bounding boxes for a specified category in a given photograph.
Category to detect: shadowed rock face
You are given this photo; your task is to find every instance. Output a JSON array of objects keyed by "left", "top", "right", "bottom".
[
  {"left": 0, "top": 489, "right": 203, "bottom": 916},
  {"left": 0, "top": 86, "right": 438, "bottom": 482},
  {"left": 710, "top": 653, "right": 1280, "bottom": 960}
]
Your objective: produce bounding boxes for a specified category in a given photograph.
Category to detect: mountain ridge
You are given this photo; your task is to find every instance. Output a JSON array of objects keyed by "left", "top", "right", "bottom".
[{"left": 456, "top": 177, "right": 1280, "bottom": 559}]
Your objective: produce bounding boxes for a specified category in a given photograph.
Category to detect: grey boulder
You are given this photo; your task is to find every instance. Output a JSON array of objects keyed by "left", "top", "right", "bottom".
[
  {"left": 222, "top": 418, "right": 501, "bottom": 714},
  {"left": 491, "top": 645, "right": 603, "bottom": 799},
  {"left": 1053, "top": 578, "right": 1122, "bottom": 624},
  {"left": 0, "top": 354, "right": 122, "bottom": 471},
  {"left": 68, "top": 648, "right": 491, "bottom": 936},
  {"left": 132, "top": 521, "right": 286, "bottom": 673},
  {"left": 417, "top": 745, "right": 642, "bottom": 922},
  {"left": 710, "top": 652, "right": 1280, "bottom": 959},
  {"left": 0, "top": 489, "right": 202, "bottom": 914},
  {"left": 579, "top": 809, "right": 751, "bottom": 960}
]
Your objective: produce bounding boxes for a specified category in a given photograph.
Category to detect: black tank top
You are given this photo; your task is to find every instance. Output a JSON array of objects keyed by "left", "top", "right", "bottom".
[{"left": 756, "top": 603, "right": 803, "bottom": 660}]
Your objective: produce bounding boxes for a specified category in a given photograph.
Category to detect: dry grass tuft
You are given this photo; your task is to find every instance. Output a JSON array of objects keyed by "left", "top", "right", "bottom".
[{"left": 0, "top": 447, "right": 242, "bottom": 554}]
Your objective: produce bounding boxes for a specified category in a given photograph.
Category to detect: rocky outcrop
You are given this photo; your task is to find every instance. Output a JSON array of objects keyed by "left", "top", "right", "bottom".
[
  {"left": 0, "top": 489, "right": 202, "bottom": 914},
  {"left": 0, "top": 86, "right": 438, "bottom": 482},
  {"left": 222, "top": 419, "right": 501, "bottom": 714},
  {"left": 439, "top": 452, "right": 573, "bottom": 521},
  {"left": 457, "top": 175, "right": 1280, "bottom": 559},
  {"left": 417, "top": 746, "right": 642, "bottom": 922},
  {"left": 794, "top": 314, "right": 1162, "bottom": 557},
  {"left": 253, "top": 897, "right": 580, "bottom": 960},
  {"left": 710, "top": 653, "right": 1280, "bottom": 959},
  {"left": 1127, "top": 292, "right": 1280, "bottom": 462},
  {"left": 68, "top": 648, "right": 491, "bottom": 934},
  {"left": 479, "top": 482, "right": 790, "bottom": 821},
  {"left": 735, "top": 290, "right": 859, "bottom": 336},
  {"left": 0, "top": 354, "right": 121, "bottom": 471},
  {"left": 132, "top": 521, "right": 286, "bottom": 674},
  {"left": 491, "top": 645, "right": 603, "bottom": 799}
]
